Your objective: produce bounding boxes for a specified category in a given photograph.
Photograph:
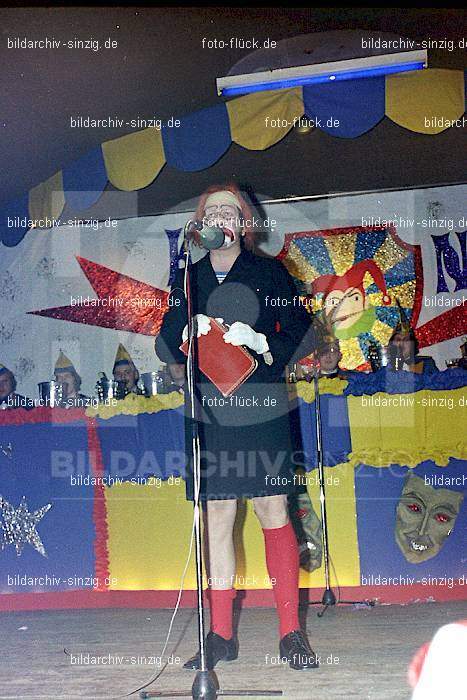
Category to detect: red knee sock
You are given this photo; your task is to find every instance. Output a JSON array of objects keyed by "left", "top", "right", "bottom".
[
  {"left": 262, "top": 522, "right": 300, "bottom": 638},
  {"left": 208, "top": 588, "right": 236, "bottom": 640}
]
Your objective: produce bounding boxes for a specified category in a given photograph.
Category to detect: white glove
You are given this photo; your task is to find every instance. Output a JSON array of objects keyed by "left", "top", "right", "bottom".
[
  {"left": 182, "top": 314, "right": 224, "bottom": 342},
  {"left": 223, "top": 321, "right": 269, "bottom": 354}
]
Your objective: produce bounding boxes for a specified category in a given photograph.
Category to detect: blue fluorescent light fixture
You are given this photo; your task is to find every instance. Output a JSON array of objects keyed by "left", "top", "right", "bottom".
[{"left": 217, "top": 50, "right": 428, "bottom": 97}]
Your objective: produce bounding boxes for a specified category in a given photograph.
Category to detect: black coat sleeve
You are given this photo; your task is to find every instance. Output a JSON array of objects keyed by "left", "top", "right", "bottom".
[
  {"left": 154, "top": 268, "right": 188, "bottom": 365},
  {"left": 265, "top": 260, "right": 317, "bottom": 378}
]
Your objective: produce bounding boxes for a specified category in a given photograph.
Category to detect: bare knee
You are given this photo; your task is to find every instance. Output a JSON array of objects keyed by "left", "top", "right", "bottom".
[
  {"left": 205, "top": 499, "right": 237, "bottom": 538},
  {"left": 252, "top": 495, "right": 289, "bottom": 529}
]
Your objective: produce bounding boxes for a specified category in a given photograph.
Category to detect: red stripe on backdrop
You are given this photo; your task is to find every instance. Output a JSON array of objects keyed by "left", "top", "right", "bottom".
[
  {"left": 85, "top": 416, "right": 110, "bottom": 591},
  {"left": 416, "top": 303, "right": 467, "bottom": 349},
  {"left": 0, "top": 406, "right": 87, "bottom": 426},
  {"left": 0, "top": 585, "right": 465, "bottom": 612}
]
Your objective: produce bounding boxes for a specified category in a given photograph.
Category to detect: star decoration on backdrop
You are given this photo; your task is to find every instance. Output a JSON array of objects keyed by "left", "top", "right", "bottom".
[
  {"left": 28, "top": 257, "right": 169, "bottom": 336},
  {"left": 0, "top": 495, "right": 52, "bottom": 557},
  {"left": 0, "top": 442, "right": 13, "bottom": 459}
]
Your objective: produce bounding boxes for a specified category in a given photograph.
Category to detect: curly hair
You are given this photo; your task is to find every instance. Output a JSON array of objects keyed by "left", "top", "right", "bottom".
[{"left": 189, "top": 183, "right": 256, "bottom": 251}]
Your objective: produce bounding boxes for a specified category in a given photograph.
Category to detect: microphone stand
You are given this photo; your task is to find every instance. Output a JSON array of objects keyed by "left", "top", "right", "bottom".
[
  {"left": 307, "top": 366, "right": 374, "bottom": 617},
  {"left": 141, "top": 223, "right": 282, "bottom": 698}
]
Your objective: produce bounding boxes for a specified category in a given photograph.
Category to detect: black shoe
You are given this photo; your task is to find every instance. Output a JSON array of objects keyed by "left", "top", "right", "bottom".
[
  {"left": 183, "top": 631, "right": 239, "bottom": 670},
  {"left": 279, "top": 630, "right": 319, "bottom": 670}
]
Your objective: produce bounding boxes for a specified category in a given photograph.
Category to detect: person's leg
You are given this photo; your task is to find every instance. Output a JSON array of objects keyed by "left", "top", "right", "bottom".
[
  {"left": 253, "top": 494, "right": 318, "bottom": 669},
  {"left": 205, "top": 498, "right": 238, "bottom": 639},
  {"left": 252, "top": 494, "right": 299, "bottom": 637},
  {"left": 184, "top": 498, "right": 239, "bottom": 670}
]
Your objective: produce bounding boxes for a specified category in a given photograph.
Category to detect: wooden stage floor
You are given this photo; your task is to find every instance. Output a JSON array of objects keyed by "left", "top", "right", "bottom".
[{"left": 1, "top": 601, "right": 466, "bottom": 699}]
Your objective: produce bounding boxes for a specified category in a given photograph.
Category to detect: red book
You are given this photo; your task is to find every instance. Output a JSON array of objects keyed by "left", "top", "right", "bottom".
[{"left": 179, "top": 318, "right": 257, "bottom": 397}]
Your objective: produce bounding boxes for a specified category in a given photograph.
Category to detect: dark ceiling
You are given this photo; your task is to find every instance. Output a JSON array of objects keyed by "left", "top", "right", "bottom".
[{"left": 1, "top": 6, "right": 466, "bottom": 213}]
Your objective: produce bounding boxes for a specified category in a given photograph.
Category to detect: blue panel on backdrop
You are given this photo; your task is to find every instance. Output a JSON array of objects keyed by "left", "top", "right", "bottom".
[
  {"left": 0, "top": 193, "right": 30, "bottom": 247},
  {"left": 303, "top": 77, "right": 384, "bottom": 138},
  {"left": 293, "top": 394, "right": 351, "bottom": 469},
  {"left": 0, "top": 421, "right": 95, "bottom": 592},
  {"left": 97, "top": 408, "right": 186, "bottom": 482},
  {"left": 63, "top": 147, "right": 108, "bottom": 210},
  {"left": 162, "top": 103, "right": 231, "bottom": 171},
  {"left": 355, "top": 461, "right": 467, "bottom": 583}
]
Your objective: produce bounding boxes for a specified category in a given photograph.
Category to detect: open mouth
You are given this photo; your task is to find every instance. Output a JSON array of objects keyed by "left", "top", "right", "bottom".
[
  {"left": 222, "top": 228, "right": 235, "bottom": 243},
  {"left": 409, "top": 540, "right": 429, "bottom": 552}
]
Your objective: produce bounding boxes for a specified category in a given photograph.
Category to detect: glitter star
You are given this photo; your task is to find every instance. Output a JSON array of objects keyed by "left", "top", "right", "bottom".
[
  {"left": 28, "top": 257, "right": 169, "bottom": 336},
  {"left": 0, "top": 495, "right": 52, "bottom": 557}
]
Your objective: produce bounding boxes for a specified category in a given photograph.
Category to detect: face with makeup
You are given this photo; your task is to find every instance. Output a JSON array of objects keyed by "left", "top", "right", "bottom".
[
  {"left": 395, "top": 474, "right": 464, "bottom": 563},
  {"left": 204, "top": 202, "right": 243, "bottom": 251}
]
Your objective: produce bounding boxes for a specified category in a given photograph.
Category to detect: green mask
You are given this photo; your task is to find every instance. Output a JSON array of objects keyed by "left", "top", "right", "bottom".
[{"left": 395, "top": 473, "right": 464, "bottom": 563}]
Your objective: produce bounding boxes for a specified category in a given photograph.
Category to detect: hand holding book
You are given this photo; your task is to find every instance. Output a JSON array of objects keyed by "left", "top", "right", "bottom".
[{"left": 179, "top": 317, "right": 260, "bottom": 397}]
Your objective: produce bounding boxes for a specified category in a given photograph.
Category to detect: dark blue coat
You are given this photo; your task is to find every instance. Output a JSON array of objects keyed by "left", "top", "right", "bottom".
[{"left": 155, "top": 247, "right": 316, "bottom": 501}]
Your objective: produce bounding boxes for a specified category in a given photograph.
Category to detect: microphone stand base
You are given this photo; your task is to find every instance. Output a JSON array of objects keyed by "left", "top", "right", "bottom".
[
  {"left": 139, "top": 668, "right": 283, "bottom": 698},
  {"left": 307, "top": 588, "right": 376, "bottom": 618},
  {"left": 192, "top": 670, "right": 219, "bottom": 700}
]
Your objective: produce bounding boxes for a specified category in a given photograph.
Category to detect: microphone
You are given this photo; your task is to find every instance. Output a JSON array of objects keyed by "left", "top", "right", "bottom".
[{"left": 192, "top": 220, "right": 227, "bottom": 250}]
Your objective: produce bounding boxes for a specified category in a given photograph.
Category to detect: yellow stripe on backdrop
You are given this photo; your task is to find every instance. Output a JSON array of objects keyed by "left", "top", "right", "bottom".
[
  {"left": 227, "top": 87, "right": 304, "bottom": 150},
  {"left": 282, "top": 240, "right": 321, "bottom": 282},
  {"left": 102, "top": 127, "right": 165, "bottom": 191},
  {"left": 386, "top": 69, "right": 465, "bottom": 134},
  {"left": 28, "top": 170, "right": 65, "bottom": 225},
  {"left": 324, "top": 232, "right": 357, "bottom": 277},
  {"left": 104, "top": 463, "right": 360, "bottom": 590},
  {"left": 347, "top": 388, "right": 467, "bottom": 468}
]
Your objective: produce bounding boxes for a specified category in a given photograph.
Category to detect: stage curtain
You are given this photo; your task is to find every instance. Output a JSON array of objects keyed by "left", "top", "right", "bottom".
[
  {"left": 227, "top": 87, "right": 303, "bottom": 150},
  {"left": 386, "top": 68, "right": 465, "bottom": 134},
  {"left": 102, "top": 127, "right": 165, "bottom": 191},
  {"left": 28, "top": 170, "right": 65, "bottom": 225}
]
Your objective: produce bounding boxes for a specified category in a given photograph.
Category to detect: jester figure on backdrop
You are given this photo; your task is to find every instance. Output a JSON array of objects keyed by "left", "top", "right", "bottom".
[
  {"left": 312, "top": 259, "right": 392, "bottom": 334},
  {"left": 312, "top": 259, "right": 392, "bottom": 370},
  {"left": 155, "top": 183, "right": 319, "bottom": 671}
]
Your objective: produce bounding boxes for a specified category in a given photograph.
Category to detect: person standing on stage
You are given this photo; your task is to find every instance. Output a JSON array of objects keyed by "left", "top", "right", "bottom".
[{"left": 155, "top": 183, "right": 318, "bottom": 671}]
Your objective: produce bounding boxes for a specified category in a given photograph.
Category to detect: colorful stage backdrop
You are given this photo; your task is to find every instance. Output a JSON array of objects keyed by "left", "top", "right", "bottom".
[
  {"left": 0, "top": 182, "right": 465, "bottom": 610},
  {"left": 0, "top": 381, "right": 465, "bottom": 610},
  {"left": 0, "top": 184, "right": 465, "bottom": 396}
]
